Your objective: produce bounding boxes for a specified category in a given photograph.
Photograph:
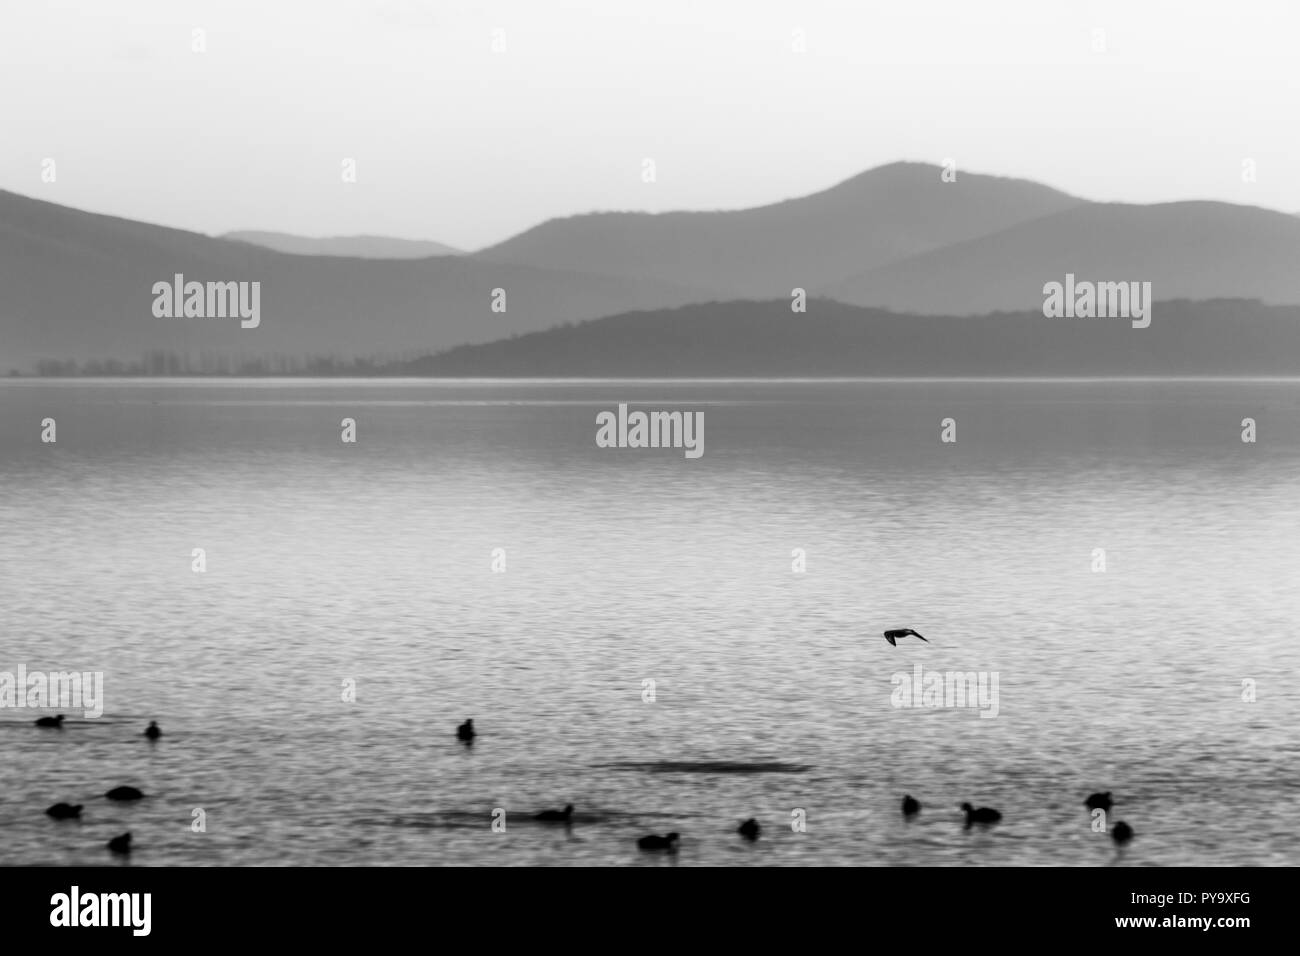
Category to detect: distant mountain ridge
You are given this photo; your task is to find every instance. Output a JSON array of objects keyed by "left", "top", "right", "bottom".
[
  {"left": 4, "top": 161, "right": 1300, "bottom": 374},
  {"left": 474, "top": 161, "right": 1085, "bottom": 298},
  {"left": 223, "top": 230, "right": 462, "bottom": 259}
]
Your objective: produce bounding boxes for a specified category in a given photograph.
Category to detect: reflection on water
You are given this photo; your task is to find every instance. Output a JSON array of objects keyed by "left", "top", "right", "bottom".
[{"left": 1, "top": 379, "right": 1298, "bottom": 866}]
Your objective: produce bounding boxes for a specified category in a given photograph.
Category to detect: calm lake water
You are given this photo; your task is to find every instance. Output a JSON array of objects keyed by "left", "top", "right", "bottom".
[{"left": 1, "top": 379, "right": 1298, "bottom": 866}]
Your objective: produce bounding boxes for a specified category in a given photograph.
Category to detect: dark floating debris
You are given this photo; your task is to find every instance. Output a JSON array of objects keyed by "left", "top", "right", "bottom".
[
  {"left": 600, "top": 761, "right": 812, "bottom": 775},
  {"left": 534, "top": 803, "right": 574, "bottom": 823}
]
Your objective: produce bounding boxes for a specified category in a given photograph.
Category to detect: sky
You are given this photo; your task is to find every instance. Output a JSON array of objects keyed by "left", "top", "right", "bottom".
[{"left": 2, "top": 0, "right": 1296, "bottom": 250}]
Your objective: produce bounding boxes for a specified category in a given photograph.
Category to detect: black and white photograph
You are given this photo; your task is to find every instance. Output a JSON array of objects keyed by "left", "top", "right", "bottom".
[{"left": 0, "top": 0, "right": 1290, "bottom": 939}]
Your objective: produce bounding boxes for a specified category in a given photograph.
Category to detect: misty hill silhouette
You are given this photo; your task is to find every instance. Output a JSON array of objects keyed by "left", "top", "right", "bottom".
[
  {"left": 393, "top": 298, "right": 1300, "bottom": 378},
  {"left": 831, "top": 200, "right": 1300, "bottom": 313},
  {"left": 474, "top": 161, "right": 1084, "bottom": 297},
  {"left": 0, "top": 189, "right": 706, "bottom": 371},
  {"left": 223, "top": 231, "right": 463, "bottom": 259}
]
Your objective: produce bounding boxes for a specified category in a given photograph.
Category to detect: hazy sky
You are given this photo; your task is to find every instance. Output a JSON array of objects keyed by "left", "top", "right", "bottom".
[{"left": 2, "top": 0, "right": 1296, "bottom": 250}]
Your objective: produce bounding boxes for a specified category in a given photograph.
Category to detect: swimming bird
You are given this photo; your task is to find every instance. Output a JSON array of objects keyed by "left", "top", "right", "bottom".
[
  {"left": 107, "top": 832, "right": 132, "bottom": 854},
  {"left": 105, "top": 786, "right": 145, "bottom": 801},
  {"left": 534, "top": 803, "right": 574, "bottom": 823},
  {"left": 902, "top": 795, "right": 921, "bottom": 816},
  {"left": 35, "top": 714, "right": 65, "bottom": 728},
  {"left": 737, "top": 818, "right": 760, "bottom": 840},
  {"left": 884, "top": 628, "right": 928, "bottom": 646},
  {"left": 144, "top": 721, "right": 162, "bottom": 740},
  {"left": 1084, "top": 791, "right": 1112, "bottom": 811},
  {"left": 637, "top": 832, "right": 679, "bottom": 851},
  {"left": 960, "top": 802, "right": 1002, "bottom": 826},
  {"left": 456, "top": 719, "right": 476, "bottom": 743},
  {"left": 1111, "top": 821, "right": 1134, "bottom": 845},
  {"left": 46, "top": 803, "right": 83, "bottom": 820}
]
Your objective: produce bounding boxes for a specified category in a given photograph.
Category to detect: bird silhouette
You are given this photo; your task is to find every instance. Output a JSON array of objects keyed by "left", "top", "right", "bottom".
[
  {"left": 107, "top": 832, "right": 132, "bottom": 854},
  {"left": 960, "top": 802, "right": 1002, "bottom": 826},
  {"left": 1111, "top": 821, "right": 1134, "bottom": 845},
  {"left": 534, "top": 803, "right": 574, "bottom": 823},
  {"left": 1084, "top": 792, "right": 1113, "bottom": 811},
  {"left": 637, "top": 832, "right": 679, "bottom": 851},
  {"left": 902, "top": 795, "right": 921, "bottom": 816},
  {"left": 144, "top": 721, "right": 162, "bottom": 740},
  {"left": 884, "top": 628, "right": 929, "bottom": 646},
  {"left": 105, "top": 786, "right": 145, "bottom": 801},
  {"left": 456, "top": 719, "right": 476, "bottom": 743},
  {"left": 46, "top": 803, "right": 83, "bottom": 820},
  {"left": 35, "top": 714, "right": 66, "bottom": 728},
  {"left": 737, "top": 818, "right": 760, "bottom": 840}
]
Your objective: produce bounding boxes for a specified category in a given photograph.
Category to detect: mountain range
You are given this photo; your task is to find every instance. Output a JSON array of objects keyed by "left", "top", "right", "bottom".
[{"left": 2, "top": 161, "right": 1298, "bottom": 374}]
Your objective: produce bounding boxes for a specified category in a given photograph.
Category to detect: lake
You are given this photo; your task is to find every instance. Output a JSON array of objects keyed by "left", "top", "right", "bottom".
[{"left": 1, "top": 378, "right": 1298, "bottom": 866}]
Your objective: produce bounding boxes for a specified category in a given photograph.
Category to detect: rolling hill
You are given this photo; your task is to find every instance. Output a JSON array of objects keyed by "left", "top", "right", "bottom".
[
  {"left": 830, "top": 201, "right": 1300, "bottom": 314},
  {"left": 394, "top": 298, "right": 1300, "bottom": 378}
]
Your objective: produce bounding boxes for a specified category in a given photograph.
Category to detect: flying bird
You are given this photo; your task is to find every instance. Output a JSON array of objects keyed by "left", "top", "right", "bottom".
[{"left": 884, "top": 628, "right": 929, "bottom": 646}]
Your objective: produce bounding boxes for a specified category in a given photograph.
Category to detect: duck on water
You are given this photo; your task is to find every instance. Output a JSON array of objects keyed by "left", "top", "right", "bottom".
[
  {"left": 637, "top": 832, "right": 679, "bottom": 851},
  {"left": 960, "top": 803, "right": 1002, "bottom": 826},
  {"left": 1084, "top": 792, "right": 1112, "bottom": 811}
]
